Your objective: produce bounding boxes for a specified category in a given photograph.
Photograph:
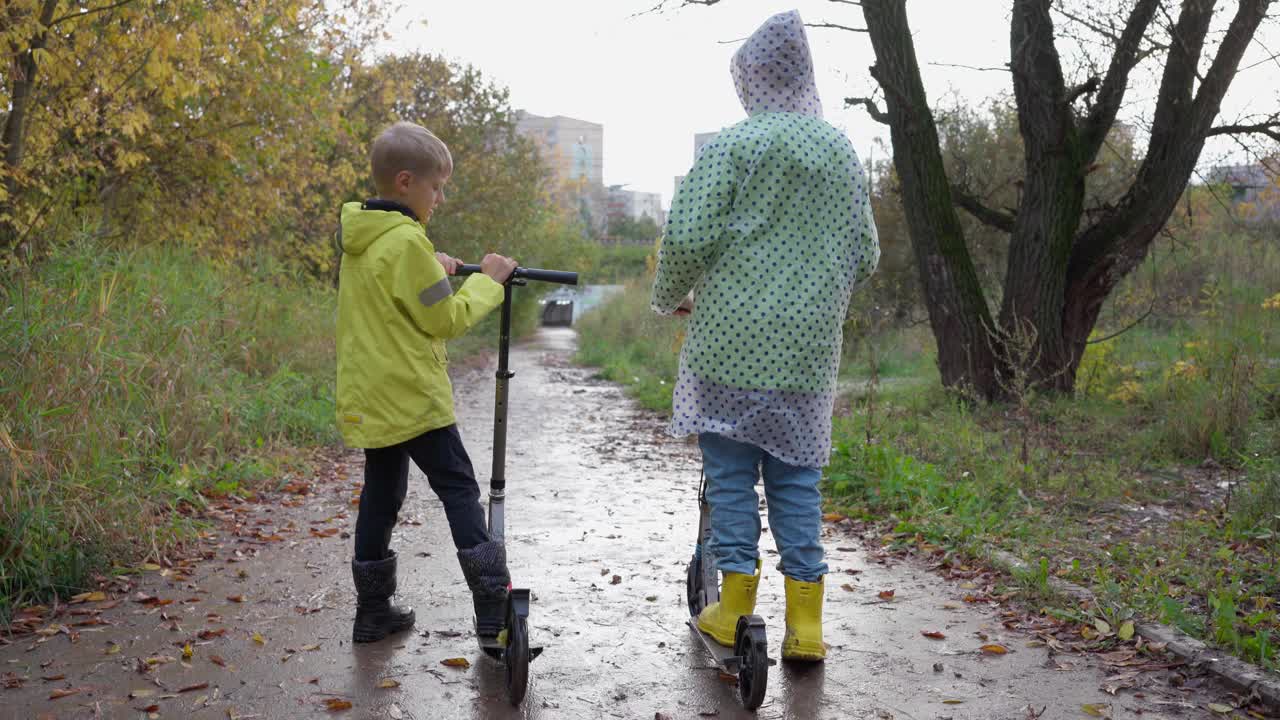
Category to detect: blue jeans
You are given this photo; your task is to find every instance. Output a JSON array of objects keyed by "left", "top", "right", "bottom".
[{"left": 699, "top": 433, "right": 827, "bottom": 582}]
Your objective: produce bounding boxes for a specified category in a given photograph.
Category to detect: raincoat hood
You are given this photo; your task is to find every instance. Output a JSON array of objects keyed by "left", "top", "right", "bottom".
[
  {"left": 731, "top": 10, "right": 823, "bottom": 118},
  {"left": 338, "top": 201, "right": 419, "bottom": 256}
]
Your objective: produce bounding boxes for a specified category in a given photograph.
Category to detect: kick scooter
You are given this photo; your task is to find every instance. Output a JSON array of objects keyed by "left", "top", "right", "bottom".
[
  {"left": 458, "top": 263, "right": 578, "bottom": 705},
  {"left": 685, "top": 468, "right": 775, "bottom": 711}
]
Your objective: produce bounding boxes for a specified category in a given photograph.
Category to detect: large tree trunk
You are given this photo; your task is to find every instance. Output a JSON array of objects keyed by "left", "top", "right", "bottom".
[
  {"left": 1, "top": 0, "right": 60, "bottom": 253},
  {"left": 1001, "top": 0, "right": 1087, "bottom": 394},
  {"left": 861, "top": 0, "right": 1003, "bottom": 399}
]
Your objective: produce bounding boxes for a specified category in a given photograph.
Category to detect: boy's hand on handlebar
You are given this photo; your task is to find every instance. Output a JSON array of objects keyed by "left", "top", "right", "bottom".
[
  {"left": 674, "top": 293, "right": 695, "bottom": 316},
  {"left": 481, "top": 253, "right": 518, "bottom": 284},
  {"left": 436, "top": 252, "right": 462, "bottom": 275}
]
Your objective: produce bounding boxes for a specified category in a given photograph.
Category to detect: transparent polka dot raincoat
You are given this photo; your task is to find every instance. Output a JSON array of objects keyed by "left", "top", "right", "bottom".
[{"left": 652, "top": 10, "right": 880, "bottom": 469}]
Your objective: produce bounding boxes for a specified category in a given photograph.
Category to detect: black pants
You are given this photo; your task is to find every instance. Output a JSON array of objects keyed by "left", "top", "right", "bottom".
[{"left": 354, "top": 424, "right": 491, "bottom": 562}]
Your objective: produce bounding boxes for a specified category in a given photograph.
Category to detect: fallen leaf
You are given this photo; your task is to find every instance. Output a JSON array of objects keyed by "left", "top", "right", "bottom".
[
  {"left": 922, "top": 630, "right": 947, "bottom": 640},
  {"left": 2, "top": 673, "right": 25, "bottom": 690},
  {"left": 440, "top": 657, "right": 471, "bottom": 669},
  {"left": 251, "top": 632, "right": 265, "bottom": 645},
  {"left": 49, "top": 687, "right": 81, "bottom": 700},
  {"left": 980, "top": 644, "right": 1010, "bottom": 655},
  {"left": 226, "top": 595, "right": 245, "bottom": 603},
  {"left": 878, "top": 589, "right": 896, "bottom": 600},
  {"left": 41, "top": 674, "right": 66, "bottom": 682},
  {"left": 942, "top": 699, "right": 964, "bottom": 704},
  {"left": 301, "top": 644, "right": 321, "bottom": 651},
  {"left": 1118, "top": 621, "right": 1135, "bottom": 641},
  {"left": 389, "top": 704, "right": 405, "bottom": 719},
  {"left": 1099, "top": 649, "right": 1136, "bottom": 665},
  {"left": 179, "top": 682, "right": 209, "bottom": 693},
  {"left": 140, "top": 704, "right": 160, "bottom": 713},
  {"left": 323, "top": 697, "right": 353, "bottom": 711},
  {"left": 645, "top": 595, "right": 658, "bottom": 602},
  {"left": 841, "top": 584, "right": 855, "bottom": 592},
  {"left": 610, "top": 575, "right": 622, "bottom": 585},
  {"left": 378, "top": 678, "right": 399, "bottom": 689},
  {"left": 1094, "top": 618, "right": 1112, "bottom": 635},
  {"left": 822, "top": 512, "right": 847, "bottom": 522},
  {"left": 105, "top": 643, "right": 121, "bottom": 655},
  {"left": 183, "top": 643, "right": 194, "bottom": 660},
  {"left": 210, "top": 655, "right": 226, "bottom": 667},
  {"left": 142, "top": 563, "right": 162, "bottom": 571},
  {"left": 310, "top": 527, "right": 340, "bottom": 538},
  {"left": 198, "top": 628, "right": 227, "bottom": 640},
  {"left": 1081, "top": 703, "right": 1112, "bottom": 717},
  {"left": 1208, "top": 704, "right": 1235, "bottom": 714},
  {"left": 130, "top": 689, "right": 156, "bottom": 698}
]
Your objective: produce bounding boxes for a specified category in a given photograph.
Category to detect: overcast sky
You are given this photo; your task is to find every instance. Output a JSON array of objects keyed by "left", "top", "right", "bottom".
[{"left": 385, "top": 1, "right": 1280, "bottom": 207}]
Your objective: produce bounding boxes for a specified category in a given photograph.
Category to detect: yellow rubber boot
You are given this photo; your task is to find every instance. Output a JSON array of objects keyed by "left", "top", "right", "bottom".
[
  {"left": 782, "top": 576, "right": 825, "bottom": 661},
  {"left": 696, "top": 562, "right": 761, "bottom": 647}
]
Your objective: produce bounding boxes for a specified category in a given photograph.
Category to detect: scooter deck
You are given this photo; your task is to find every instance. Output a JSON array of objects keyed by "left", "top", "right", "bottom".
[
  {"left": 687, "top": 618, "right": 746, "bottom": 674},
  {"left": 477, "top": 634, "right": 545, "bottom": 661}
]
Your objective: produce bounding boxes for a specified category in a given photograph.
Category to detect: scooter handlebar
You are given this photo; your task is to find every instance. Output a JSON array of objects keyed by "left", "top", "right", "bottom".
[{"left": 457, "top": 264, "right": 579, "bottom": 286}]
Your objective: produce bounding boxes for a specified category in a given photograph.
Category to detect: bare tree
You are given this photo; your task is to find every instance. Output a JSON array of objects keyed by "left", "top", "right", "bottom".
[{"left": 661, "top": 0, "right": 1278, "bottom": 399}]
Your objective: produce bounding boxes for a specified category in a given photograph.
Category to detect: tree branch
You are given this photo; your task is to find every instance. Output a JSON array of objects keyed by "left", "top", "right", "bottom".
[
  {"left": 1067, "top": 74, "right": 1100, "bottom": 104},
  {"left": 1207, "top": 117, "right": 1280, "bottom": 142},
  {"left": 845, "top": 96, "right": 890, "bottom": 124},
  {"left": 805, "top": 22, "right": 868, "bottom": 32},
  {"left": 1079, "top": 0, "right": 1161, "bottom": 163},
  {"left": 48, "top": 0, "right": 138, "bottom": 28},
  {"left": 1193, "top": 0, "right": 1274, "bottom": 120},
  {"left": 1148, "top": 0, "right": 1216, "bottom": 148},
  {"left": 952, "top": 185, "right": 1017, "bottom": 233},
  {"left": 927, "top": 61, "right": 1011, "bottom": 73}
]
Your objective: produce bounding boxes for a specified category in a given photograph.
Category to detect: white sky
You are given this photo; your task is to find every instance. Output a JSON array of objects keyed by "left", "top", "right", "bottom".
[{"left": 386, "top": 0, "right": 1280, "bottom": 208}]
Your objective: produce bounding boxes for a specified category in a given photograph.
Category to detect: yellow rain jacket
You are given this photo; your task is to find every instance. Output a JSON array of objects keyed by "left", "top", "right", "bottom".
[{"left": 335, "top": 201, "right": 504, "bottom": 448}]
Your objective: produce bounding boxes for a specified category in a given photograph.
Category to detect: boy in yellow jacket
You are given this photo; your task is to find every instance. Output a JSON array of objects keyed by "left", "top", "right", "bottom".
[{"left": 336, "top": 121, "right": 517, "bottom": 643}]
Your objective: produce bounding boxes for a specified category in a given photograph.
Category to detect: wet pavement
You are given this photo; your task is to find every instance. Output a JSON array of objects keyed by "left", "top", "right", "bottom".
[{"left": 0, "top": 328, "right": 1249, "bottom": 719}]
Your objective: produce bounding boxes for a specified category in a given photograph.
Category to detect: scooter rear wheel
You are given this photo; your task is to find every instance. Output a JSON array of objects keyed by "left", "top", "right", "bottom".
[
  {"left": 734, "top": 615, "right": 769, "bottom": 710},
  {"left": 505, "top": 616, "right": 529, "bottom": 706},
  {"left": 685, "top": 553, "right": 705, "bottom": 617}
]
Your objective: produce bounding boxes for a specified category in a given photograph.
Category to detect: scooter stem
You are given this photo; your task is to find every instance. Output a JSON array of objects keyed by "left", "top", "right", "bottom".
[{"left": 488, "top": 281, "right": 514, "bottom": 541}]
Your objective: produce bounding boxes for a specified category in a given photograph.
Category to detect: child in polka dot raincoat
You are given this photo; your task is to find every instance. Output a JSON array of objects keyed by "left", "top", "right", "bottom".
[{"left": 651, "top": 10, "right": 879, "bottom": 662}]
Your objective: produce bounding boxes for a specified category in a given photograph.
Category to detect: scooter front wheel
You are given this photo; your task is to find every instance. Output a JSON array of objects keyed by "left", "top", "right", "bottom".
[
  {"left": 734, "top": 615, "right": 769, "bottom": 710},
  {"left": 505, "top": 616, "right": 530, "bottom": 705},
  {"left": 685, "top": 552, "right": 705, "bottom": 617}
]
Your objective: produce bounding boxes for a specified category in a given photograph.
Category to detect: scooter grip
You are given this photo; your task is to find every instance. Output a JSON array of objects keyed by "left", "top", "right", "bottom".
[{"left": 514, "top": 267, "right": 579, "bottom": 285}]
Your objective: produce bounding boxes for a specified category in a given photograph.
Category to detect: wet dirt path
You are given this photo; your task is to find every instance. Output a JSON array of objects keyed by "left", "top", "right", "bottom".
[{"left": 2, "top": 329, "right": 1245, "bottom": 719}]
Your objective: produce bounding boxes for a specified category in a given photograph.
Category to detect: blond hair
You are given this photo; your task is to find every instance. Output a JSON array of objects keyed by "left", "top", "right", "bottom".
[{"left": 370, "top": 121, "right": 453, "bottom": 196}]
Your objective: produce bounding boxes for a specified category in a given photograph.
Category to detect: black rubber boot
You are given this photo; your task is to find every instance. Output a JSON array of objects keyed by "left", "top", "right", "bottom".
[
  {"left": 351, "top": 552, "right": 415, "bottom": 643},
  {"left": 457, "top": 540, "right": 511, "bottom": 638}
]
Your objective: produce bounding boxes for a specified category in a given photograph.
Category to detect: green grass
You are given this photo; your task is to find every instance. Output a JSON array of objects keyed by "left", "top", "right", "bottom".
[{"left": 575, "top": 280, "right": 683, "bottom": 412}]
